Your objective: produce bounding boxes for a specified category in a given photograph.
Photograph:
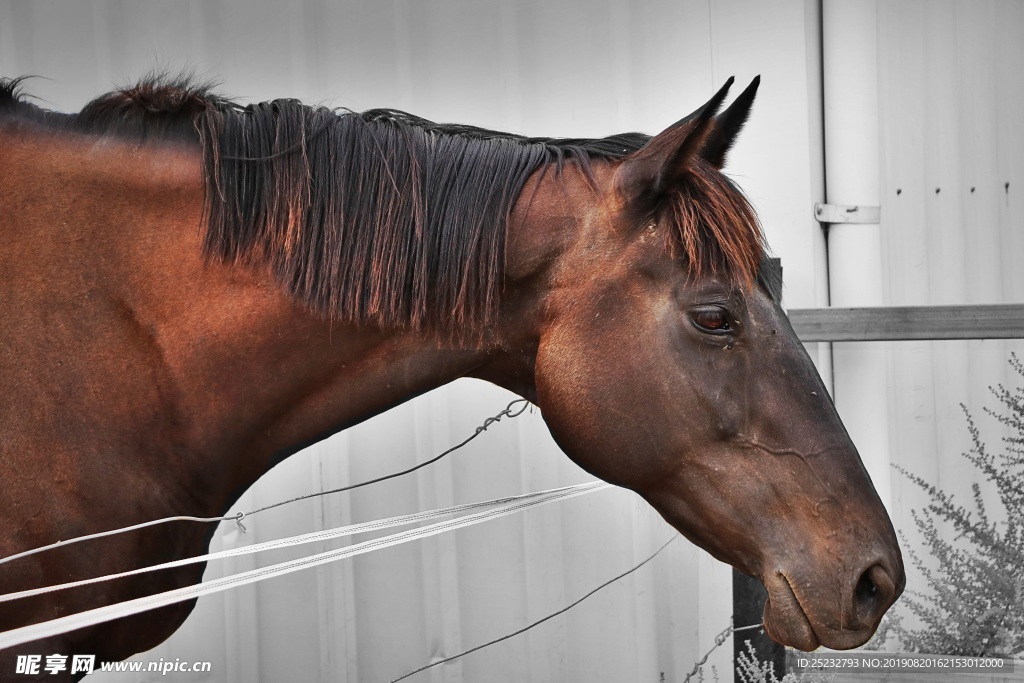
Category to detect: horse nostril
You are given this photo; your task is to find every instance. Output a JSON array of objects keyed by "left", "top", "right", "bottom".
[
  {"left": 854, "top": 564, "right": 894, "bottom": 622},
  {"left": 855, "top": 570, "right": 877, "bottom": 604}
]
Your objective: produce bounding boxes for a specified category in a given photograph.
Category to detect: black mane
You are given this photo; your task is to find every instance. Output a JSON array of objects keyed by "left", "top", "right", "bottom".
[
  {"left": 0, "top": 75, "right": 650, "bottom": 333},
  {"left": 1, "top": 76, "right": 769, "bottom": 329}
]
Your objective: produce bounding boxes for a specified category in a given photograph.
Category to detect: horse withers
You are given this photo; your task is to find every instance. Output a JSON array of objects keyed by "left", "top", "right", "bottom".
[{"left": 0, "top": 75, "right": 903, "bottom": 677}]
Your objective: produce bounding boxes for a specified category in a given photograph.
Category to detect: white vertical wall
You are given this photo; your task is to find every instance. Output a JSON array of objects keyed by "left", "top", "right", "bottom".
[
  {"left": 870, "top": 0, "right": 1024, "bottom": 633},
  {"left": 822, "top": 0, "right": 892, "bottom": 511},
  {"left": 1, "top": 2, "right": 828, "bottom": 681}
]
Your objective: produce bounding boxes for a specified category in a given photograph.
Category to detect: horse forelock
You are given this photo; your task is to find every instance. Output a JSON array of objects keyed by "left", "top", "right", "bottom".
[{"left": 661, "top": 158, "right": 766, "bottom": 291}]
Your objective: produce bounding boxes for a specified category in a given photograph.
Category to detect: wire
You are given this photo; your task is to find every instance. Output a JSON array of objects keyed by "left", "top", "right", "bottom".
[
  {"left": 244, "top": 399, "right": 529, "bottom": 518},
  {"left": 683, "top": 621, "right": 766, "bottom": 683},
  {"left": 391, "top": 535, "right": 677, "bottom": 682}
]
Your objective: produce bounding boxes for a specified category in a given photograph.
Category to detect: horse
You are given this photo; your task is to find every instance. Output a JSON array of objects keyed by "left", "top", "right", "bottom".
[{"left": 0, "top": 74, "right": 904, "bottom": 679}]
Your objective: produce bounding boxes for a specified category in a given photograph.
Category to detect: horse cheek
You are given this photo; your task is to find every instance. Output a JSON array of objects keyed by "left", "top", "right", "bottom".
[{"left": 532, "top": 322, "right": 667, "bottom": 489}]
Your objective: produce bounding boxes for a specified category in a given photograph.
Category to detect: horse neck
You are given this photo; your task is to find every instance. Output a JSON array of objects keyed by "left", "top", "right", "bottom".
[{"left": 0, "top": 128, "right": 497, "bottom": 519}]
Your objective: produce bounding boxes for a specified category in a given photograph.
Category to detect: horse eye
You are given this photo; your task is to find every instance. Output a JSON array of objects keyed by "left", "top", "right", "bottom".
[{"left": 691, "top": 308, "right": 731, "bottom": 332}]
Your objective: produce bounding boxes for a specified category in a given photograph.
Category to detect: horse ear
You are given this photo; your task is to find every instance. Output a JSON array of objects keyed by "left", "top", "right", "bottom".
[
  {"left": 701, "top": 75, "right": 760, "bottom": 169},
  {"left": 616, "top": 77, "right": 734, "bottom": 211}
]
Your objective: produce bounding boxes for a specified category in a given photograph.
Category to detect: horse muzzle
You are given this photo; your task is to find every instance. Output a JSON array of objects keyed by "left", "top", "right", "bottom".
[{"left": 760, "top": 551, "right": 905, "bottom": 651}]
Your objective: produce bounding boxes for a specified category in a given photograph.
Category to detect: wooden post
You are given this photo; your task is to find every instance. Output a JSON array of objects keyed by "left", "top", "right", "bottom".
[{"left": 733, "top": 570, "right": 785, "bottom": 680}]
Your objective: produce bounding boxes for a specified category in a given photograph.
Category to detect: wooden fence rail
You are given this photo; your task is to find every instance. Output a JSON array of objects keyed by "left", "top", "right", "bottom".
[{"left": 788, "top": 304, "right": 1024, "bottom": 342}]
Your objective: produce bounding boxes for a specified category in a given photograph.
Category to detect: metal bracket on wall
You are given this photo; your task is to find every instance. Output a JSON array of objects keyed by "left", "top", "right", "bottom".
[{"left": 813, "top": 202, "right": 881, "bottom": 224}]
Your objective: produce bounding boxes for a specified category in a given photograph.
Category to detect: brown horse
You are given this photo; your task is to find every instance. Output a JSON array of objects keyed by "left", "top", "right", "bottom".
[{"left": 0, "top": 75, "right": 903, "bottom": 678}]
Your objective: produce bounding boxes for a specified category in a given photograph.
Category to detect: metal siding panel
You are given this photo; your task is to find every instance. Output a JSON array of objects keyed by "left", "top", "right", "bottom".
[
  {"left": 953, "top": 1, "right": 1011, "bottom": 525},
  {"left": 348, "top": 404, "right": 434, "bottom": 683},
  {"left": 875, "top": 1, "right": 938, "bottom": 556},
  {"left": 412, "top": 395, "right": 464, "bottom": 683},
  {"left": 823, "top": 0, "right": 894, "bottom": 529},
  {"left": 0, "top": 3, "right": 17, "bottom": 74},
  {"left": 874, "top": 0, "right": 1024, "bottom": 642},
  {"left": 515, "top": 404, "right": 571, "bottom": 682},
  {"left": 311, "top": 434, "right": 360, "bottom": 683},
  {"left": 957, "top": 1, "right": 1002, "bottom": 307},
  {"left": 996, "top": 1, "right": 1024, "bottom": 303},
  {"left": 920, "top": 3, "right": 978, "bottom": 538}
]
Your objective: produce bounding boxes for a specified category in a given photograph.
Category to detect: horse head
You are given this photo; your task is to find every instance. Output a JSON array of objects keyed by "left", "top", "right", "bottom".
[{"left": 495, "top": 78, "right": 904, "bottom": 651}]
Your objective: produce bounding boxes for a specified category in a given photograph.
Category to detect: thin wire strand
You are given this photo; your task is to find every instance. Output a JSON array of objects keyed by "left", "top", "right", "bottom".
[
  {"left": 243, "top": 399, "right": 530, "bottom": 518},
  {"left": 683, "top": 620, "right": 766, "bottom": 683},
  {"left": 391, "top": 536, "right": 678, "bottom": 683}
]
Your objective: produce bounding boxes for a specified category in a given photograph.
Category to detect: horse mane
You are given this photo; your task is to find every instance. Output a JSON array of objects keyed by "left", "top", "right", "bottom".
[{"left": 0, "top": 75, "right": 767, "bottom": 331}]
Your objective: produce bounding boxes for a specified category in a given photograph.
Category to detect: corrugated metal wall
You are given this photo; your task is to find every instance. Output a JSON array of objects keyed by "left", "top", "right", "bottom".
[
  {"left": 1, "top": 2, "right": 827, "bottom": 681},
  {"left": 874, "top": 0, "right": 1024, "bottom": 610}
]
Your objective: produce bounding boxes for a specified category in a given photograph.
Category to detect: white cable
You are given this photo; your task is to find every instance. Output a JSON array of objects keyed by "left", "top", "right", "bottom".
[
  {"left": 0, "top": 515, "right": 236, "bottom": 569},
  {"left": 0, "top": 482, "right": 611, "bottom": 650},
  {"left": 0, "top": 482, "right": 603, "bottom": 605}
]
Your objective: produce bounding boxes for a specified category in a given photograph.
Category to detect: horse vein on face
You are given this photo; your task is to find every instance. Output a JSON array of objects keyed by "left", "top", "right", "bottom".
[
  {"left": 733, "top": 437, "right": 840, "bottom": 497},
  {"left": 733, "top": 437, "right": 834, "bottom": 461}
]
